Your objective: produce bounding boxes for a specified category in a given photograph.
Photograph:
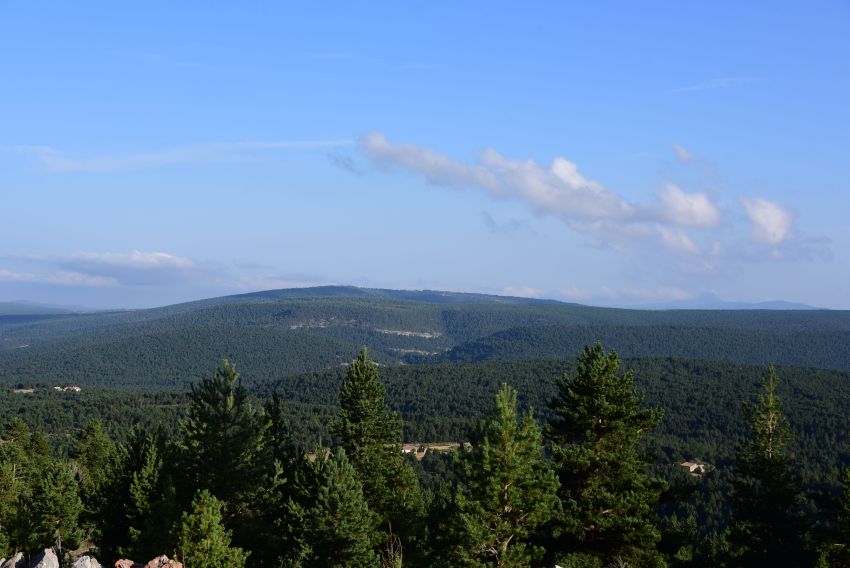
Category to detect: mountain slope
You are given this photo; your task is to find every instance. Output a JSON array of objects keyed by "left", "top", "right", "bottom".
[{"left": 1, "top": 286, "right": 849, "bottom": 388}]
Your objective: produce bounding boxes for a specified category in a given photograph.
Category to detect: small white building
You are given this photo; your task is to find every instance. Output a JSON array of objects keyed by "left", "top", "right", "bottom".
[{"left": 679, "top": 460, "right": 708, "bottom": 476}]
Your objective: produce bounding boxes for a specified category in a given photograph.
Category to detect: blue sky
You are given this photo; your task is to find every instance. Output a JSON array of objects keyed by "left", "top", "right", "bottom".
[{"left": 2, "top": 2, "right": 849, "bottom": 309}]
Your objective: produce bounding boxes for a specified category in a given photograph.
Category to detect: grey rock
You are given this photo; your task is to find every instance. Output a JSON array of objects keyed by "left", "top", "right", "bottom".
[
  {"left": 72, "top": 556, "right": 103, "bottom": 568},
  {"left": 0, "top": 552, "right": 26, "bottom": 568},
  {"left": 31, "top": 548, "right": 59, "bottom": 568}
]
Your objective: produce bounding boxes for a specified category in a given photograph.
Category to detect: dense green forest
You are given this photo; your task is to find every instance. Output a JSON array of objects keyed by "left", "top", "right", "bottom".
[
  {"left": 2, "top": 287, "right": 850, "bottom": 389},
  {"left": 3, "top": 346, "right": 850, "bottom": 567},
  {"left": 5, "top": 357, "right": 849, "bottom": 478},
  {"left": 3, "top": 288, "right": 850, "bottom": 566}
]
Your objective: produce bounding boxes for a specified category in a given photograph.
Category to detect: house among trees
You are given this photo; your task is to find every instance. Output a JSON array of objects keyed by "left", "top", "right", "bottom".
[
  {"left": 679, "top": 459, "right": 709, "bottom": 476},
  {"left": 401, "top": 443, "right": 427, "bottom": 459}
]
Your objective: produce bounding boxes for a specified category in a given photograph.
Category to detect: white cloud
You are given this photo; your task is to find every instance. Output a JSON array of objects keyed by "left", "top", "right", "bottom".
[
  {"left": 362, "top": 132, "right": 635, "bottom": 222},
  {"left": 362, "top": 133, "right": 726, "bottom": 238},
  {"left": 477, "top": 149, "right": 634, "bottom": 220},
  {"left": 361, "top": 133, "right": 820, "bottom": 264},
  {"left": 654, "top": 184, "right": 720, "bottom": 228},
  {"left": 2, "top": 250, "right": 206, "bottom": 287},
  {"left": 363, "top": 134, "right": 732, "bottom": 259},
  {"left": 657, "top": 226, "right": 700, "bottom": 255},
  {"left": 69, "top": 251, "right": 195, "bottom": 269},
  {"left": 740, "top": 197, "right": 794, "bottom": 244},
  {"left": 672, "top": 144, "right": 694, "bottom": 161},
  {"left": 499, "top": 286, "right": 544, "bottom": 298},
  {"left": 0, "top": 269, "right": 116, "bottom": 287},
  {"left": 557, "top": 286, "right": 593, "bottom": 301},
  {"left": 361, "top": 132, "right": 501, "bottom": 191},
  {"left": 12, "top": 139, "right": 353, "bottom": 172},
  {"left": 229, "top": 275, "right": 327, "bottom": 291},
  {"left": 557, "top": 285, "right": 693, "bottom": 304},
  {"left": 48, "top": 272, "right": 119, "bottom": 286}
]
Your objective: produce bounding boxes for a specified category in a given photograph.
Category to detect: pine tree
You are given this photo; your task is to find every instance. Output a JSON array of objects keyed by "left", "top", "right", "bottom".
[
  {"left": 447, "top": 384, "right": 558, "bottom": 567},
  {"left": 176, "top": 490, "right": 249, "bottom": 568},
  {"left": 728, "top": 366, "right": 810, "bottom": 566},
  {"left": 27, "top": 461, "right": 84, "bottom": 558},
  {"left": 72, "top": 419, "right": 117, "bottom": 547},
  {"left": 266, "top": 391, "right": 302, "bottom": 473},
  {"left": 819, "top": 467, "right": 850, "bottom": 566},
  {"left": 545, "top": 342, "right": 665, "bottom": 567},
  {"left": 285, "top": 448, "right": 379, "bottom": 568},
  {"left": 93, "top": 429, "right": 163, "bottom": 560},
  {"left": 330, "top": 349, "right": 425, "bottom": 551},
  {"left": 72, "top": 419, "right": 116, "bottom": 492},
  {"left": 124, "top": 440, "right": 181, "bottom": 560},
  {"left": 180, "top": 359, "right": 268, "bottom": 518},
  {"left": 251, "top": 391, "right": 304, "bottom": 566},
  {"left": 0, "top": 419, "right": 36, "bottom": 555}
]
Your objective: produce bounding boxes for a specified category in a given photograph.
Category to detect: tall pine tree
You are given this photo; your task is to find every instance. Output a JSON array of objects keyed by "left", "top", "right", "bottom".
[
  {"left": 285, "top": 448, "right": 379, "bottom": 568},
  {"left": 247, "top": 391, "right": 304, "bottom": 567},
  {"left": 545, "top": 342, "right": 665, "bottom": 567},
  {"left": 0, "top": 419, "right": 44, "bottom": 556},
  {"left": 818, "top": 467, "right": 850, "bottom": 566},
  {"left": 72, "top": 419, "right": 116, "bottom": 493},
  {"left": 446, "top": 384, "right": 558, "bottom": 567},
  {"left": 330, "top": 349, "right": 425, "bottom": 554},
  {"left": 180, "top": 359, "right": 268, "bottom": 518},
  {"left": 27, "top": 461, "right": 83, "bottom": 558},
  {"left": 728, "top": 366, "right": 810, "bottom": 566}
]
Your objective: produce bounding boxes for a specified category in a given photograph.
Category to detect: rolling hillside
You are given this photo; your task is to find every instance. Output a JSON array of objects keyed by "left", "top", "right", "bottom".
[{"left": 1, "top": 286, "right": 848, "bottom": 388}]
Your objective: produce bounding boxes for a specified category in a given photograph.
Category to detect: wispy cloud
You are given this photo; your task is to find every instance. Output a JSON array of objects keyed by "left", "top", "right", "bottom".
[
  {"left": 9, "top": 251, "right": 205, "bottom": 286},
  {"left": 361, "top": 132, "right": 724, "bottom": 255},
  {"left": 1, "top": 250, "right": 332, "bottom": 293},
  {"left": 57, "top": 251, "right": 209, "bottom": 286},
  {"left": 672, "top": 143, "right": 694, "bottom": 162},
  {"left": 499, "top": 286, "right": 544, "bottom": 299},
  {"left": 558, "top": 285, "right": 694, "bottom": 304},
  {"left": 672, "top": 77, "right": 762, "bottom": 93},
  {"left": 481, "top": 212, "right": 537, "bottom": 236},
  {"left": 359, "top": 132, "right": 826, "bottom": 266},
  {"left": 327, "top": 151, "right": 365, "bottom": 175},
  {"left": 69, "top": 251, "right": 195, "bottom": 270},
  {"left": 228, "top": 275, "right": 328, "bottom": 291},
  {"left": 657, "top": 226, "right": 701, "bottom": 255},
  {"left": 739, "top": 197, "right": 794, "bottom": 245},
  {"left": 650, "top": 184, "right": 720, "bottom": 228},
  {"left": 0, "top": 269, "right": 117, "bottom": 287},
  {"left": 362, "top": 132, "right": 503, "bottom": 193},
  {"left": 11, "top": 139, "right": 353, "bottom": 172}
]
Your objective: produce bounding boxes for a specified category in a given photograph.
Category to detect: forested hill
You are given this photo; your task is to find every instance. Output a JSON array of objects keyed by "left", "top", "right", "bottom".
[
  {"left": 1, "top": 286, "right": 848, "bottom": 388},
  {"left": 425, "top": 324, "right": 850, "bottom": 370}
]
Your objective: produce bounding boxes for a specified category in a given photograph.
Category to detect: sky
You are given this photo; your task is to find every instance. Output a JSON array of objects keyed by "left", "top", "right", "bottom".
[{"left": 1, "top": 2, "right": 849, "bottom": 309}]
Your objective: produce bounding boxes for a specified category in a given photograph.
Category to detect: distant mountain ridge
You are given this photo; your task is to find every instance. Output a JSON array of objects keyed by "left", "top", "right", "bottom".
[
  {"left": 627, "top": 293, "right": 818, "bottom": 311},
  {"left": 0, "top": 301, "right": 77, "bottom": 316},
  {"left": 0, "top": 286, "right": 847, "bottom": 389}
]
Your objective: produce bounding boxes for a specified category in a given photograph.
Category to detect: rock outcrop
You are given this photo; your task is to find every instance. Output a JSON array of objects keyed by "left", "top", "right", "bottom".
[
  {"left": 72, "top": 556, "right": 104, "bottom": 568},
  {"left": 31, "top": 549, "right": 59, "bottom": 568},
  {"left": 115, "top": 557, "right": 182, "bottom": 568},
  {"left": 0, "top": 552, "right": 26, "bottom": 568},
  {"left": 143, "top": 556, "right": 182, "bottom": 568}
]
